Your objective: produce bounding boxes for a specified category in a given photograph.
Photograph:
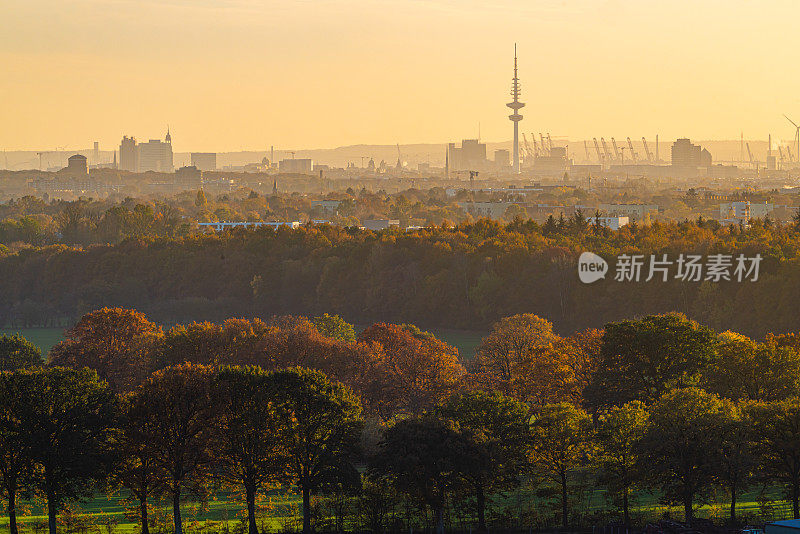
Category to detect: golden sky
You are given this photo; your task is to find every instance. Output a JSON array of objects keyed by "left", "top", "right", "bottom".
[{"left": 2, "top": 0, "right": 800, "bottom": 152}]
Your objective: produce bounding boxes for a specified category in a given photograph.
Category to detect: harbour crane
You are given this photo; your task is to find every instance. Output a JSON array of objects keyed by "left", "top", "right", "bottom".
[
  {"left": 584, "top": 140, "right": 591, "bottom": 162},
  {"left": 746, "top": 142, "right": 755, "bottom": 169},
  {"left": 779, "top": 146, "right": 786, "bottom": 168},
  {"left": 600, "top": 138, "right": 613, "bottom": 162},
  {"left": 627, "top": 137, "right": 638, "bottom": 163},
  {"left": 785, "top": 114, "right": 800, "bottom": 165},
  {"left": 546, "top": 133, "right": 553, "bottom": 151},
  {"left": 642, "top": 137, "right": 654, "bottom": 162},
  {"left": 539, "top": 133, "right": 549, "bottom": 156},
  {"left": 593, "top": 138, "right": 603, "bottom": 163},
  {"left": 611, "top": 138, "right": 622, "bottom": 162}
]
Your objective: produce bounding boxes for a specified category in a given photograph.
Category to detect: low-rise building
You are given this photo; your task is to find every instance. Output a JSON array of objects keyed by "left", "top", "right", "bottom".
[
  {"left": 586, "top": 216, "right": 629, "bottom": 230},
  {"left": 362, "top": 219, "right": 400, "bottom": 231}
]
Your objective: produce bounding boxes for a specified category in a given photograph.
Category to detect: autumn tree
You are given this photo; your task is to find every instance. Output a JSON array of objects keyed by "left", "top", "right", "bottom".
[
  {"left": 269, "top": 368, "right": 363, "bottom": 534},
  {"left": 131, "top": 363, "right": 217, "bottom": 534},
  {"left": 470, "top": 314, "right": 576, "bottom": 407},
  {"left": 528, "top": 402, "right": 594, "bottom": 528},
  {"left": 748, "top": 399, "right": 800, "bottom": 519},
  {"left": 596, "top": 401, "right": 649, "bottom": 525},
  {"left": 436, "top": 390, "right": 529, "bottom": 532},
  {"left": 0, "top": 334, "right": 41, "bottom": 371},
  {"left": 214, "top": 366, "right": 287, "bottom": 534},
  {"left": 111, "top": 393, "right": 166, "bottom": 534},
  {"left": 48, "top": 308, "right": 163, "bottom": 391},
  {"left": 356, "top": 323, "right": 465, "bottom": 420},
  {"left": 15, "top": 367, "right": 117, "bottom": 534},
  {"left": 586, "top": 313, "right": 717, "bottom": 409},
  {"left": 637, "top": 388, "right": 726, "bottom": 525}
]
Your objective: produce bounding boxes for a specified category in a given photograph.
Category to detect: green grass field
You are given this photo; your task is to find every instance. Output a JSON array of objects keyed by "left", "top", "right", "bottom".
[
  {"left": 1, "top": 485, "right": 795, "bottom": 533},
  {"left": 0, "top": 327, "right": 65, "bottom": 358}
]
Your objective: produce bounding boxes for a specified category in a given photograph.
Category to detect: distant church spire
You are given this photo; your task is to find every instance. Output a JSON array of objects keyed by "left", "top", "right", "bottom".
[{"left": 165, "top": 126, "right": 172, "bottom": 144}]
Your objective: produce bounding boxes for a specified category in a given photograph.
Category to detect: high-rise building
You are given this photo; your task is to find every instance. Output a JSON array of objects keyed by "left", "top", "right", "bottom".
[
  {"left": 138, "top": 130, "right": 173, "bottom": 172},
  {"left": 447, "top": 139, "right": 487, "bottom": 172},
  {"left": 671, "top": 138, "right": 712, "bottom": 167},
  {"left": 494, "top": 149, "right": 510, "bottom": 167},
  {"left": 119, "top": 136, "right": 138, "bottom": 172},
  {"left": 191, "top": 152, "right": 217, "bottom": 171},
  {"left": 175, "top": 165, "right": 202, "bottom": 190}
]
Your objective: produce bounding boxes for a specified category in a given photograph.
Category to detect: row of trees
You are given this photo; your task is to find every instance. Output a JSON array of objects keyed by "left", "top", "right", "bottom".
[
  {"left": 4, "top": 309, "right": 800, "bottom": 532},
  {"left": 1, "top": 216, "right": 797, "bottom": 336}
]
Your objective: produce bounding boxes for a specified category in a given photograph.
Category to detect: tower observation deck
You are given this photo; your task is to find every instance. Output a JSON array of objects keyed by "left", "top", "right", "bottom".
[{"left": 506, "top": 44, "right": 524, "bottom": 174}]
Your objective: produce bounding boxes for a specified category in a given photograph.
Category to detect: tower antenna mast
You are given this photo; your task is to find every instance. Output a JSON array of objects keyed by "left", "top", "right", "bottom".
[{"left": 506, "top": 44, "right": 525, "bottom": 174}]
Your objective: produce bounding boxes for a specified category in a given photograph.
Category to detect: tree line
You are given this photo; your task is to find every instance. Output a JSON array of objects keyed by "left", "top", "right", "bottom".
[
  {"left": 2, "top": 217, "right": 800, "bottom": 337},
  {"left": 3, "top": 309, "right": 800, "bottom": 533}
]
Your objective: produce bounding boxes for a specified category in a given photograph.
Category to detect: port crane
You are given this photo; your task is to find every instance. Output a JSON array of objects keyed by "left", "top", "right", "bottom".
[
  {"left": 627, "top": 137, "right": 638, "bottom": 163},
  {"left": 593, "top": 138, "right": 603, "bottom": 163},
  {"left": 642, "top": 137, "right": 654, "bottom": 162}
]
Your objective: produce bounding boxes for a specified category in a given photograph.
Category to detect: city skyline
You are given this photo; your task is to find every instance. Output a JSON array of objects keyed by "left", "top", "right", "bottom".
[{"left": 4, "top": 0, "right": 800, "bottom": 151}]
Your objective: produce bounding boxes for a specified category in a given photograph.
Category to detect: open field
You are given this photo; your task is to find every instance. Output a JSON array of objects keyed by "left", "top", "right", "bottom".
[
  {"left": 0, "top": 327, "right": 64, "bottom": 356},
  {"left": 2, "top": 487, "right": 796, "bottom": 533}
]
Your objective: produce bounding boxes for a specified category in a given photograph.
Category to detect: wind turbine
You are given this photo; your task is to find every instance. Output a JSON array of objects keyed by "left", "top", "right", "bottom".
[{"left": 784, "top": 114, "right": 800, "bottom": 167}]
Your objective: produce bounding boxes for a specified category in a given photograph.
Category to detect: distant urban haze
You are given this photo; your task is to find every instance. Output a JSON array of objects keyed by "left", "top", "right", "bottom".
[{"left": 3, "top": 0, "right": 800, "bottom": 151}]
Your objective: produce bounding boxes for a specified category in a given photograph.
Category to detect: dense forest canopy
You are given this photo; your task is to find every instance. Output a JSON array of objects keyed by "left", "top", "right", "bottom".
[{"left": 0, "top": 216, "right": 798, "bottom": 337}]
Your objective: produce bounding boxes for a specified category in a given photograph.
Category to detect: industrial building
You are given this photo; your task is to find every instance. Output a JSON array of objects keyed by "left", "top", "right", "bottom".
[
  {"left": 586, "top": 216, "right": 629, "bottom": 230},
  {"left": 63, "top": 154, "right": 88, "bottom": 176},
  {"left": 279, "top": 158, "right": 313, "bottom": 174}
]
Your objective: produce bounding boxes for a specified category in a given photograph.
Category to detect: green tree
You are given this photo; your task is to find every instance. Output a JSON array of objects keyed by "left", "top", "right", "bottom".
[
  {"left": 586, "top": 313, "right": 717, "bottom": 409},
  {"left": 717, "top": 401, "right": 755, "bottom": 525},
  {"left": 528, "top": 402, "right": 594, "bottom": 528},
  {"left": 436, "top": 390, "right": 529, "bottom": 532},
  {"left": 214, "top": 366, "right": 287, "bottom": 534},
  {"left": 704, "top": 332, "right": 800, "bottom": 401},
  {"left": 0, "top": 334, "right": 41, "bottom": 371},
  {"left": 748, "top": 399, "right": 800, "bottom": 519},
  {"left": 131, "top": 363, "right": 217, "bottom": 534},
  {"left": 637, "top": 388, "right": 726, "bottom": 525},
  {"left": 596, "top": 401, "right": 649, "bottom": 526},
  {"left": 313, "top": 314, "right": 357, "bottom": 343},
  {"left": 369, "top": 416, "right": 479, "bottom": 534},
  {"left": 0, "top": 371, "right": 34, "bottom": 534},
  {"left": 270, "top": 368, "right": 363, "bottom": 534},
  {"left": 16, "top": 367, "right": 117, "bottom": 534}
]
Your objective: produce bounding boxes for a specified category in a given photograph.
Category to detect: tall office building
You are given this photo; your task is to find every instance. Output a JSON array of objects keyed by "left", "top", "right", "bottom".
[
  {"left": 671, "top": 138, "right": 712, "bottom": 167},
  {"left": 138, "top": 130, "right": 173, "bottom": 172},
  {"left": 119, "top": 136, "right": 138, "bottom": 172},
  {"left": 446, "top": 139, "right": 487, "bottom": 172}
]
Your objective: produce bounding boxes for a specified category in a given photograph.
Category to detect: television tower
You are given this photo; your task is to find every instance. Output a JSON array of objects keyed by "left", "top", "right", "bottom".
[{"left": 507, "top": 44, "right": 524, "bottom": 174}]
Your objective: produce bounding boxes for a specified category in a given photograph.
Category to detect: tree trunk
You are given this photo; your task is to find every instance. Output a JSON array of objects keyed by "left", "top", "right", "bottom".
[
  {"left": 729, "top": 481, "right": 737, "bottom": 525},
  {"left": 172, "top": 486, "right": 183, "bottom": 534},
  {"left": 8, "top": 486, "right": 18, "bottom": 534},
  {"left": 793, "top": 480, "right": 799, "bottom": 520},
  {"left": 684, "top": 493, "right": 693, "bottom": 526},
  {"left": 622, "top": 487, "right": 629, "bottom": 527},
  {"left": 140, "top": 495, "right": 150, "bottom": 534},
  {"left": 303, "top": 485, "right": 311, "bottom": 534},
  {"left": 476, "top": 485, "right": 487, "bottom": 533},
  {"left": 436, "top": 505, "right": 444, "bottom": 534},
  {"left": 247, "top": 484, "right": 258, "bottom": 534},
  {"left": 561, "top": 470, "right": 569, "bottom": 529},
  {"left": 47, "top": 485, "right": 57, "bottom": 534}
]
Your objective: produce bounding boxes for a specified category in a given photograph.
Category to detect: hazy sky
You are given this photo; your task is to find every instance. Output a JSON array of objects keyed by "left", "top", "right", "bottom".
[{"left": 2, "top": 0, "right": 800, "bottom": 151}]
